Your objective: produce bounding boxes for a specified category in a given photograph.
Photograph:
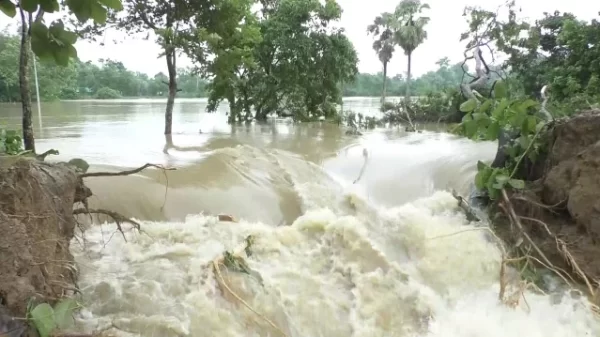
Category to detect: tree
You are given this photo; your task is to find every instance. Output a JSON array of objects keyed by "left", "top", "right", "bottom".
[
  {"left": 185, "top": 0, "right": 357, "bottom": 122},
  {"left": 367, "top": 12, "right": 395, "bottom": 104},
  {"left": 184, "top": 0, "right": 262, "bottom": 123},
  {"left": 92, "top": 0, "right": 196, "bottom": 134},
  {"left": 0, "top": 0, "right": 123, "bottom": 152},
  {"left": 391, "top": 0, "right": 430, "bottom": 103}
]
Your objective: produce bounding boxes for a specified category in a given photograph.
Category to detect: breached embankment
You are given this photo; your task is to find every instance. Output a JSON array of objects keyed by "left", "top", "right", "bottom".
[
  {"left": 0, "top": 158, "right": 91, "bottom": 335},
  {"left": 2, "top": 126, "right": 600, "bottom": 337},
  {"left": 493, "top": 110, "right": 600, "bottom": 300}
]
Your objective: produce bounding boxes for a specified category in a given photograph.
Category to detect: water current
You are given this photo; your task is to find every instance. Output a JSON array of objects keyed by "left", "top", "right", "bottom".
[{"left": 1, "top": 98, "right": 598, "bottom": 336}]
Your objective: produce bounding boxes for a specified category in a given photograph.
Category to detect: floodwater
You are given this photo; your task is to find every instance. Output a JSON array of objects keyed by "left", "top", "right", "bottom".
[{"left": 0, "top": 97, "right": 598, "bottom": 337}]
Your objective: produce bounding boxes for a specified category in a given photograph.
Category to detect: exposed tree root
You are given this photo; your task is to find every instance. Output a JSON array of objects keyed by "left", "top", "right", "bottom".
[
  {"left": 73, "top": 208, "right": 141, "bottom": 242},
  {"left": 499, "top": 189, "right": 600, "bottom": 316}
]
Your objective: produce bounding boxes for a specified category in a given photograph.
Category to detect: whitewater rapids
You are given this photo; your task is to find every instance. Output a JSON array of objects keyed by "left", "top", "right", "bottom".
[{"left": 70, "top": 133, "right": 600, "bottom": 337}]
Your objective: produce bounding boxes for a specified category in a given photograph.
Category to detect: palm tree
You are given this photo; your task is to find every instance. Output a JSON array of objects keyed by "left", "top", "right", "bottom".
[
  {"left": 391, "top": 0, "right": 430, "bottom": 103},
  {"left": 367, "top": 13, "right": 395, "bottom": 105}
]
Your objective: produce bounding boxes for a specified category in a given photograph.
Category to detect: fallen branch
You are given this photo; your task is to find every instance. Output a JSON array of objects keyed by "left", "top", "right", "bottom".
[
  {"left": 451, "top": 189, "right": 481, "bottom": 222},
  {"left": 72, "top": 208, "right": 141, "bottom": 242},
  {"left": 80, "top": 163, "right": 175, "bottom": 178},
  {"left": 36, "top": 149, "right": 59, "bottom": 161},
  {"left": 353, "top": 148, "right": 369, "bottom": 184},
  {"left": 210, "top": 235, "right": 286, "bottom": 336}
]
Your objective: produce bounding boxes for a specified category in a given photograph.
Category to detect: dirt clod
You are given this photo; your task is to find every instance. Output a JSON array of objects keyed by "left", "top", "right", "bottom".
[
  {"left": 503, "top": 110, "right": 600, "bottom": 294},
  {"left": 0, "top": 158, "right": 83, "bottom": 317}
]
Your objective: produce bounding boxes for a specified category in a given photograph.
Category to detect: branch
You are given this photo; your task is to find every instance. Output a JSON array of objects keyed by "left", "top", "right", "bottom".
[
  {"left": 73, "top": 208, "right": 140, "bottom": 241},
  {"left": 134, "top": 0, "right": 159, "bottom": 31},
  {"left": 460, "top": 46, "right": 491, "bottom": 103},
  {"left": 36, "top": 149, "right": 59, "bottom": 161},
  {"left": 80, "top": 163, "right": 175, "bottom": 178},
  {"left": 540, "top": 85, "right": 554, "bottom": 121}
]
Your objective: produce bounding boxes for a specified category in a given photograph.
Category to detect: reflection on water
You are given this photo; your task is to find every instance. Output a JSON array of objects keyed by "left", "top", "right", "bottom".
[{"left": 1, "top": 97, "right": 389, "bottom": 167}]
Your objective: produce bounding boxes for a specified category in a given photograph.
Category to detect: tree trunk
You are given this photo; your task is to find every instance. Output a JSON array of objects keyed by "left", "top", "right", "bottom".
[
  {"left": 405, "top": 52, "right": 412, "bottom": 104},
  {"left": 164, "top": 49, "right": 177, "bottom": 135},
  {"left": 18, "top": 10, "right": 35, "bottom": 152},
  {"left": 382, "top": 61, "right": 388, "bottom": 104}
]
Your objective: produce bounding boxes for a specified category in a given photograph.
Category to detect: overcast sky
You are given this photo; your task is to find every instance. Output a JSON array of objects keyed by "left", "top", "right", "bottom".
[{"left": 1, "top": 0, "right": 597, "bottom": 77}]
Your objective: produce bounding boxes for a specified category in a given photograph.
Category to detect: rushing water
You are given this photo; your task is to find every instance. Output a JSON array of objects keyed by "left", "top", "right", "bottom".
[{"left": 1, "top": 98, "right": 599, "bottom": 336}]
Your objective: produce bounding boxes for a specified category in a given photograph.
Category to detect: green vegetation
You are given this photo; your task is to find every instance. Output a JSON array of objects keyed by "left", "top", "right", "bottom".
[
  {"left": 0, "top": 30, "right": 466, "bottom": 103},
  {"left": 28, "top": 298, "right": 78, "bottom": 337},
  {"left": 0, "top": 0, "right": 122, "bottom": 152},
  {"left": 0, "top": 126, "right": 23, "bottom": 155},
  {"left": 445, "top": 2, "right": 600, "bottom": 202},
  {"left": 458, "top": 80, "right": 544, "bottom": 199},
  {"left": 0, "top": 32, "right": 212, "bottom": 101}
]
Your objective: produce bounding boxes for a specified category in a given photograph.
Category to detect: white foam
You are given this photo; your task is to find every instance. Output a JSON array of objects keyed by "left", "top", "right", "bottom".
[{"left": 70, "top": 143, "right": 600, "bottom": 337}]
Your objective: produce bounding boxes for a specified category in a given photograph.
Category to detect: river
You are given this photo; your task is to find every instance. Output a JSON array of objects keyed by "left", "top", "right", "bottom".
[{"left": 1, "top": 98, "right": 598, "bottom": 336}]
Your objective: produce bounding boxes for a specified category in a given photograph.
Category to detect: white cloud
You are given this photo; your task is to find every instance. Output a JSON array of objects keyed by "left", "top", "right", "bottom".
[{"left": 1, "top": 0, "right": 596, "bottom": 77}]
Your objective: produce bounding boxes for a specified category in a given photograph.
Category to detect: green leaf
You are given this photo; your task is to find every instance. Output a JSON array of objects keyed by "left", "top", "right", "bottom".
[
  {"left": 491, "top": 99, "right": 509, "bottom": 119},
  {"left": 495, "top": 174, "right": 509, "bottom": 184},
  {"left": 90, "top": 1, "right": 107, "bottom": 23},
  {"left": 60, "top": 30, "right": 78, "bottom": 44},
  {"left": 52, "top": 46, "right": 70, "bottom": 66},
  {"left": 510, "top": 107, "right": 527, "bottom": 129},
  {"left": 477, "top": 99, "right": 492, "bottom": 113},
  {"left": 67, "top": 0, "right": 91, "bottom": 21},
  {"left": 487, "top": 184, "right": 500, "bottom": 200},
  {"left": 460, "top": 98, "right": 478, "bottom": 113},
  {"left": 53, "top": 298, "right": 77, "bottom": 330},
  {"left": 522, "top": 115, "right": 537, "bottom": 134},
  {"left": 19, "top": 0, "right": 39, "bottom": 12},
  {"left": 476, "top": 160, "right": 488, "bottom": 171},
  {"left": 30, "top": 21, "right": 49, "bottom": 39},
  {"left": 67, "top": 44, "right": 78, "bottom": 58},
  {"left": 474, "top": 170, "right": 486, "bottom": 189},
  {"left": 38, "top": 0, "right": 58, "bottom": 12},
  {"left": 98, "top": 0, "right": 123, "bottom": 10},
  {"left": 508, "top": 178, "right": 525, "bottom": 189},
  {"left": 48, "top": 20, "right": 66, "bottom": 39},
  {"left": 30, "top": 303, "right": 57, "bottom": 337},
  {"left": 461, "top": 112, "right": 472, "bottom": 122},
  {"left": 464, "top": 119, "right": 478, "bottom": 138},
  {"left": 519, "top": 98, "right": 538, "bottom": 111},
  {"left": 486, "top": 122, "right": 500, "bottom": 140},
  {"left": 0, "top": 0, "right": 16, "bottom": 17},
  {"left": 494, "top": 80, "right": 508, "bottom": 99},
  {"left": 30, "top": 34, "right": 54, "bottom": 61},
  {"left": 518, "top": 135, "right": 530, "bottom": 149},
  {"left": 472, "top": 112, "right": 487, "bottom": 121}
]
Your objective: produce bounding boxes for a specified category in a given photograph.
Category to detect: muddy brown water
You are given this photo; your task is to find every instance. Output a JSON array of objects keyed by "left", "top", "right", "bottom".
[
  {"left": 1, "top": 98, "right": 597, "bottom": 337},
  {"left": 0, "top": 97, "right": 493, "bottom": 225}
]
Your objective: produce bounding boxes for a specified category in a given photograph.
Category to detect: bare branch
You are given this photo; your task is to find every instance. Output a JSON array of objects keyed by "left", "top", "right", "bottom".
[{"left": 80, "top": 163, "right": 175, "bottom": 178}]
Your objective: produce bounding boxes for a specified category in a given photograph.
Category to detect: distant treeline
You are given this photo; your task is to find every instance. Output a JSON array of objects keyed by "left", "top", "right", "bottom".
[{"left": 0, "top": 32, "right": 466, "bottom": 102}]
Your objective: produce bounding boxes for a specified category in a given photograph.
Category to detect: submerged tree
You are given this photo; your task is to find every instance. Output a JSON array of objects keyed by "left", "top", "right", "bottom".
[
  {"left": 367, "top": 12, "right": 395, "bottom": 104},
  {"left": 190, "top": 0, "right": 358, "bottom": 122},
  {"left": 72, "top": 0, "right": 199, "bottom": 134},
  {"left": 183, "top": 0, "right": 262, "bottom": 124},
  {"left": 0, "top": 0, "right": 123, "bottom": 152},
  {"left": 391, "top": 0, "right": 430, "bottom": 103}
]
